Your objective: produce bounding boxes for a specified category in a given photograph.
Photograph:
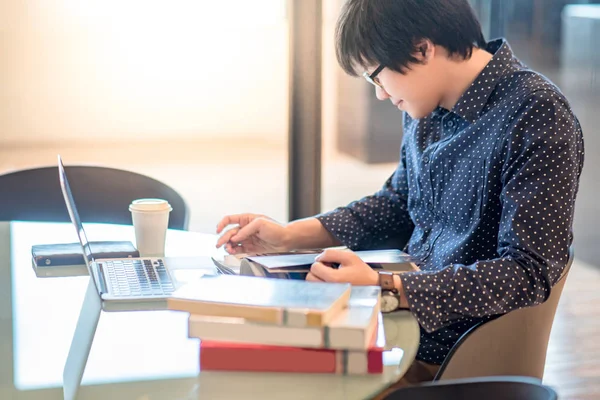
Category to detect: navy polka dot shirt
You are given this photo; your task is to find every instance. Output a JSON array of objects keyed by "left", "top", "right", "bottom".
[{"left": 317, "top": 39, "right": 585, "bottom": 364}]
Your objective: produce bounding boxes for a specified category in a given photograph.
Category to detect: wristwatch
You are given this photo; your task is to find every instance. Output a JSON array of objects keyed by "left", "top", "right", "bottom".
[{"left": 378, "top": 270, "right": 402, "bottom": 313}]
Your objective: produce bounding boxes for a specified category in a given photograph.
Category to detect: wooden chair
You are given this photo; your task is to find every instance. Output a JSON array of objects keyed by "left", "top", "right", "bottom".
[
  {"left": 434, "top": 247, "right": 574, "bottom": 381},
  {"left": 383, "top": 376, "right": 558, "bottom": 400},
  {"left": 0, "top": 165, "right": 190, "bottom": 230}
]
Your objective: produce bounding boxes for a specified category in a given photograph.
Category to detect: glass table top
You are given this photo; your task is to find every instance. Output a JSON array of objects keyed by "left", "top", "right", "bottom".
[{"left": 0, "top": 221, "right": 420, "bottom": 400}]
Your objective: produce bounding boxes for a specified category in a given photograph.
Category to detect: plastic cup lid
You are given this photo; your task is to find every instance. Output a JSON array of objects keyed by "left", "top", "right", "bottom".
[{"left": 129, "top": 198, "right": 172, "bottom": 212}]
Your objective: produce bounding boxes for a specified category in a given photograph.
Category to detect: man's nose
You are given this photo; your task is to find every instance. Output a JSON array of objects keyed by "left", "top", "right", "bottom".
[{"left": 375, "top": 86, "right": 390, "bottom": 101}]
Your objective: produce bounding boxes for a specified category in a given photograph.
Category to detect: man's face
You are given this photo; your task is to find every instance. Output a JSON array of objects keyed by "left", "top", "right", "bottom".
[{"left": 365, "top": 56, "right": 445, "bottom": 119}]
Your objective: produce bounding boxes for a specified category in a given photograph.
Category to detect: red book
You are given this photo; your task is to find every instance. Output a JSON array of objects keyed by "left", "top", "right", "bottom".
[
  {"left": 198, "top": 317, "right": 385, "bottom": 375},
  {"left": 199, "top": 341, "right": 384, "bottom": 375}
]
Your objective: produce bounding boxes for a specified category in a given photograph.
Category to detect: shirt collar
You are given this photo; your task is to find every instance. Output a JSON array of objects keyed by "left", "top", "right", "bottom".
[{"left": 449, "top": 38, "right": 516, "bottom": 123}]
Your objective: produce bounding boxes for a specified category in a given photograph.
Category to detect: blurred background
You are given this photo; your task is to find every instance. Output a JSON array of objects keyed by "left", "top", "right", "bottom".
[{"left": 1, "top": 0, "right": 599, "bottom": 397}]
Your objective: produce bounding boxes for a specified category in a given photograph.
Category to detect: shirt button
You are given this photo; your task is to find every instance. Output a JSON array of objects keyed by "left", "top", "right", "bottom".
[
  {"left": 427, "top": 202, "right": 434, "bottom": 211},
  {"left": 446, "top": 120, "right": 455, "bottom": 128},
  {"left": 423, "top": 243, "right": 431, "bottom": 251},
  {"left": 423, "top": 156, "right": 430, "bottom": 164}
]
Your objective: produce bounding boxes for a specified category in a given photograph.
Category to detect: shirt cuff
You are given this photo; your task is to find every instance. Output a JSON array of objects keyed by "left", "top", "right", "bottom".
[{"left": 399, "top": 268, "right": 460, "bottom": 332}]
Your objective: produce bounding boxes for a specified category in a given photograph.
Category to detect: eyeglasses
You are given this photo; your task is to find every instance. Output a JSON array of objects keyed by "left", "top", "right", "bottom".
[{"left": 363, "top": 65, "right": 385, "bottom": 89}]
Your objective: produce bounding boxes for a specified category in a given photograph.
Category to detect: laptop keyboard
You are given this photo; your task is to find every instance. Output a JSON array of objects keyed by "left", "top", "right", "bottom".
[{"left": 103, "top": 259, "right": 175, "bottom": 297}]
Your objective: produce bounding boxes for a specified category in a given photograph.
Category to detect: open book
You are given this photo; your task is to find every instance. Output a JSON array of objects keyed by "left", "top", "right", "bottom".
[
  {"left": 213, "top": 248, "right": 417, "bottom": 278},
  {"left": 247, "top": 249, "right": 416, "bottom": 271}
]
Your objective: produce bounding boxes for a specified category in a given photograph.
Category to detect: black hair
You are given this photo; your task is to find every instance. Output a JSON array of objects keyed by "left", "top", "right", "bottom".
[{"left": 335, "top": 0, "right": 488, "bottom": 76}]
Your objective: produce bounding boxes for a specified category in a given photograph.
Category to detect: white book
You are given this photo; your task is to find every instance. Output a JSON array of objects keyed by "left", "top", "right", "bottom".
[
  {"left": 188, "top": 314, "right": 325, "bottom": 347},
  {"left": 328, "top": 286, "right": 382, "bottom": 349},
  {"left": 345, "top": 313, "right": 387, "bottom": 375},
  {"left": 187, "top": 285, "right": 381, "bottom": 350},
  {"left": 169, "top": 274, "right": 352, "bottom": 327}
]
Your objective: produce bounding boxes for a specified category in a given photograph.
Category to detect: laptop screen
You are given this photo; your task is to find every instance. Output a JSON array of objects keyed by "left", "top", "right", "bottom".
[{"left": 57, "top": 155, "right": 95, "bottom": 267}]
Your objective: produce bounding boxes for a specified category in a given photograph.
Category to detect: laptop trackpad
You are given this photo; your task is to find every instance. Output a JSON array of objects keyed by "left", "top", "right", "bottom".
[{"left": 163, "top": 256, "right": 218, "bottom": 288}]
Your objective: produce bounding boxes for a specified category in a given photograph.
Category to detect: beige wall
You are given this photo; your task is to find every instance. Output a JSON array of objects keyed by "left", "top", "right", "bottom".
[{"left": 0, "top": 1, "right": 291, "bottom": 146}]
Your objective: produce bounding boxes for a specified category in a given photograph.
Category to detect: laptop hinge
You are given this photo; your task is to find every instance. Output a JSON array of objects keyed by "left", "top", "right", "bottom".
[{"left": 95, "top": 263, "right": 108, "bottom": 295}]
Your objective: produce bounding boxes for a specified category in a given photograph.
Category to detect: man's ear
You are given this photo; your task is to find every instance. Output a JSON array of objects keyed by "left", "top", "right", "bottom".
[{"left": 415, "top": 40, "right": 435, "bottom": 63}]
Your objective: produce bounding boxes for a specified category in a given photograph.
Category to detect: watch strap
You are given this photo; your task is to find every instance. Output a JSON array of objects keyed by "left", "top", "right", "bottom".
[{"left": 378, "top": 270, "right": 397, "bottom": 292}]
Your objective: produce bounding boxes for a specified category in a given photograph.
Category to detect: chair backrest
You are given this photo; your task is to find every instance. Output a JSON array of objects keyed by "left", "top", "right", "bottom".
[
  {"left": 435, "top": 247, "right": 574, "bottom": 381},
  {"left": 382, "top": 376, "right": 557, "bottom": 400},
  {"left": 0, "top": 166, "right": 190, "bottom": 230}
]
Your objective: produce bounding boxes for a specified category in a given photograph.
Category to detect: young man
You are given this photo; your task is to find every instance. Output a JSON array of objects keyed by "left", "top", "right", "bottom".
[{"left": 215, "top": 0, "right": 584, "bottom": 387}]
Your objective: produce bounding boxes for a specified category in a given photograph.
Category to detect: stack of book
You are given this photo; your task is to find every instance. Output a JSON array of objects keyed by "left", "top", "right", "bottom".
[{"left": 167, "top": 274, "right": 385, "bottom": 375}]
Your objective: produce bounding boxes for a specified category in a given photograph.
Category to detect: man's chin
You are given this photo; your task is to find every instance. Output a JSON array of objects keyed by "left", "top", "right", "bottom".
[
  {"left": 405, "top": 110, "right": 426, "bottom": 119},
  {"left": 405, "top": 107, "right": 436, "bottom": 120}
]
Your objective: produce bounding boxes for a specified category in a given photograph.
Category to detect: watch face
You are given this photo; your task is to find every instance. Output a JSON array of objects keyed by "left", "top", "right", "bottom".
[{"left": 381, "top": 292, "right": 400, "bottom": 313}]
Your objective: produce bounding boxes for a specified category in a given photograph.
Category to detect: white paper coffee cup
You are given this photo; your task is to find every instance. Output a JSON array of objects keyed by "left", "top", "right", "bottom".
[{"left": 129, "top": 199, "right": 172, "bottom": 257}]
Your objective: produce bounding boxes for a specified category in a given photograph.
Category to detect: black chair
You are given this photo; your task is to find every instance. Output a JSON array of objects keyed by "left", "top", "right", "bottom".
[
  {"left": 381, "top": 376, "right": 558, "bottom": 400},
  {"left": 0, "top": 165, "right": 190, "bottom": 230}
]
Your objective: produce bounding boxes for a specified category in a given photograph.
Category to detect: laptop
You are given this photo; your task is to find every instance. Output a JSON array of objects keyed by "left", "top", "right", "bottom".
[{"left": 57, "top": 154, "right": 214, "bottom": 311}]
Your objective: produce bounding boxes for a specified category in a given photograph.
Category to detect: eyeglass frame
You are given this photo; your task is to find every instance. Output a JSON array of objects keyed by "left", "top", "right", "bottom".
[
  {"left": 363, "top": 65, "right": 385, "bottom": 89},
  {"left": 362, "top": 46, "right": 427, "bottom": 90}
]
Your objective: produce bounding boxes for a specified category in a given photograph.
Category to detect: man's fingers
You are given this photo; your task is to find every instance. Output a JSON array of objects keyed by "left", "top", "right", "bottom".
[
  {"left": 215, "top": 227, "right": 240, "bottom": 248},
  {"left": 225, "top": 241, "right": 255, "bottom": 255},
  {"left": 230, "top": 218, "right": 263, "bottom": 243},
  {"left": 226, "top": 243, "right": 245, "bottom": 254},
  {"left": 309, "top": 261, "right": 339, "bottom": 282},
  {"left": 224, "top": 242, "right": 235, "bottom": 254},
  {"left": 216, "top": 215, "right": 237, "bottom": 234},
  {"left": 216, "top": 214, "right": 258, "bottom": 234},
  {"left": 305, "top": 272, "right": 325, "bottom": 282},
  {"left": 315, "top": 249, "right": 356, "bottom": 265}
]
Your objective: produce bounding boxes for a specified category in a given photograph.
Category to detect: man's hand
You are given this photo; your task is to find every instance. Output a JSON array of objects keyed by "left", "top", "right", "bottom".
[
  {"left": 215, "top": 214, "right": 290, "bottom": 254},
  {"left": 306, "top": 249, "right": 379, "bottom": 286}
]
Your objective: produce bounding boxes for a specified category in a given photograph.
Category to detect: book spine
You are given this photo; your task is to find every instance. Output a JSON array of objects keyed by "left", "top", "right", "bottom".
[
  {"left": 200, "top": 344, "right": 337, "bottom": 373},
  {"left": 187, "top": 317, "right": 326, "bottom": 348},
  {"left": 168, "top": 299, "right": 285, "bottom": 325},
  {"left": 187, "top": 318, "right": 375, "bottom": 350},
  {"left": 367, "top": 349, "right": 384, "bottom": 374},
  {"left": 199, "top": 342, "right": 383, "bottom": 375}
]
